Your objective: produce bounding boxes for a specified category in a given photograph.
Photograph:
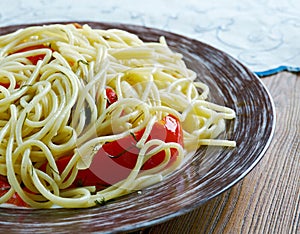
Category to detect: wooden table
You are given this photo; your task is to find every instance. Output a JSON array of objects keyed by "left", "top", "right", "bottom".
[{"left": 130, "top": 72, "right": 300, "bottom": 233}]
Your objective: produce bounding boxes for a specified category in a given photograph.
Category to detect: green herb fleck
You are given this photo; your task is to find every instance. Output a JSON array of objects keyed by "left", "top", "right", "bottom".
[
  {"left": 103, "top": 35, "right": 110, "bottom": 40},
  {"left": 130, "top": 132, "right": 138, "bottom": 142},
  {"left": 95, "top": 197, "right": 106, "bottom": 206},
  {"left": 31, "top": 165, "right": 34, "bottom": 176},
  {"left": 48, "top": 164, "right": 59, "bottom": 175},
  {"left": 77, "top": 60, "right": 89, "bottom": 66}
]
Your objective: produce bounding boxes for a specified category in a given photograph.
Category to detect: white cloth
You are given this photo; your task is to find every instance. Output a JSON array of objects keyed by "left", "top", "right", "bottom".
[{"left": 0, "top": 0, "right": 299, "bottom": 73}]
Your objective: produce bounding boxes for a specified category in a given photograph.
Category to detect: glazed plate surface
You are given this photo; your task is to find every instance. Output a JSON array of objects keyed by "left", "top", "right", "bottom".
[{"left": 0, "top": 22, "right": 275, "bottom": 233}]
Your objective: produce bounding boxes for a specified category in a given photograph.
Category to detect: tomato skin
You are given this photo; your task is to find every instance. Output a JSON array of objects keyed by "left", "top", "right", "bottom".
[
  {"left": 0, "top": 82, "right": 11, "bottom": 89},
  {"left": 0, "top": 82, "right": 20, "bottom": 89},
  {"left": 0, "top": 176, "right": 28, "bottom": 207},
  {"left": 105, "top": 87, "right": 118, "bottom": 106},
  {"left": 141, "top": 115, "right": 183, "bottom": 170},
  {"left": 1, "top": 45, "right": 53, "bottom": 89},
  {"left": 55, "top": 115, "right": 183, "bottom": 187},
  {"left": 73, "top": 23, "right": 83, "bottom": 29},
  {"left": 103, "top": 114, "right": 183, "bottom": 171},
  {"left": 42, "top": 115, "right": 183, "bottom": 189},
  {"left": 45, "top": 155, "right": 106, "bottom": 190},
  {"left": 14, "top": 45, "right": 52, "bottom": 65}
]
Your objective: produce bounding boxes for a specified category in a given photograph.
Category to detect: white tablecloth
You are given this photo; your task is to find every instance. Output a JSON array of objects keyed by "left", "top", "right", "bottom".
[{"left": 0, "top": 0, "right": 299, "bottom": 74}]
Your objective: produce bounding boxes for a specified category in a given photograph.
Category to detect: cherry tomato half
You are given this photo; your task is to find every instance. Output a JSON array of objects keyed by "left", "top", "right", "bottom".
[
  {"left": 54, "top": 114, "right": 183, "bottom": 188},
  {"left": 14, "top": 45, "right": 52, "bottom": 65},
  {"left": 0, "top": 176, "right": 28, "bottom": 207}
]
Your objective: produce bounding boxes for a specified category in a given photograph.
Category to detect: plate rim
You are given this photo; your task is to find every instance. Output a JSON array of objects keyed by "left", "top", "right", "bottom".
[{"left": 0, "top": 21, "right": 276, "bottom": 233}]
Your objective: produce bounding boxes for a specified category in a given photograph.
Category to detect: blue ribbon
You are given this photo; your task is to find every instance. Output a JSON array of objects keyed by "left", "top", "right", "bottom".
[{"left": 255, "top": 66, "right": 300, "bottom": 77}]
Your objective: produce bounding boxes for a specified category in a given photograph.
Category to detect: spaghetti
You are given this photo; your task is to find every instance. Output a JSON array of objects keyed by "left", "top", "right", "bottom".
[{"left": 0, "top": 23, "right": 236, "bottom": 208}]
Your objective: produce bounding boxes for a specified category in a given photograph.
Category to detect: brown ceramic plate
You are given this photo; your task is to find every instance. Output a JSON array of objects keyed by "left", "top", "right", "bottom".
[{"left": 0, "top": 22, "right": 275, "bottom": 233}]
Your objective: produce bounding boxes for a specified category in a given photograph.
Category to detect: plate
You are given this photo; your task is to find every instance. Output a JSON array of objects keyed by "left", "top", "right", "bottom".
[{"left": 0, "top": 22, "right": 275, "bottom": 233}]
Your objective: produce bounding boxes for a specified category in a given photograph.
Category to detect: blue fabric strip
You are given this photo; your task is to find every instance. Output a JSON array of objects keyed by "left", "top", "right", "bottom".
[{"left": 255, "top": 66, "right": 300, "bottom": 77}]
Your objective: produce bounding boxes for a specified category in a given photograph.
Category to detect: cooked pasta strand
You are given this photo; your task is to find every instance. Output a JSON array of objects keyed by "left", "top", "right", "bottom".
[{"left": 0, "top": 24, "right": 235, "bottom": 208}]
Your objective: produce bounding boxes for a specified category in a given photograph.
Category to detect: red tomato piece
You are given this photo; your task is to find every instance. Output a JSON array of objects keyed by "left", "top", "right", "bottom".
[
  {"left": 89, "top": 115, "right": 183, "bottom": 185},
  {"left": 14, "top": 45, "right": 52, "bottom": 65},
  {"left": 0, "top": 176, "right": 28, "bottom": 207},
  {"left": 0, "top": 82, "right": 20, "bottom": 89},
  {"left": 44, "top": 115, "right": 183, "bottom": 189},
  {"left": 141, "top": 114, "right": 183, "bottom": 170},
  {"left": 0, "top": 82, "right": 11, "bottom": 89},
  {"left": 106, "top": 87, "right": 118, "bottom": 107},
  {"left": 73, "top": 23, "right": 83, "bottom": 29}
]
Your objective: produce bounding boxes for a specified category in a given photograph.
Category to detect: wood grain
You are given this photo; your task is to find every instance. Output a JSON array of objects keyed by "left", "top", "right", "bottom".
[{"left": 130, "top": 72, "right": 300, "bottom": 234}]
